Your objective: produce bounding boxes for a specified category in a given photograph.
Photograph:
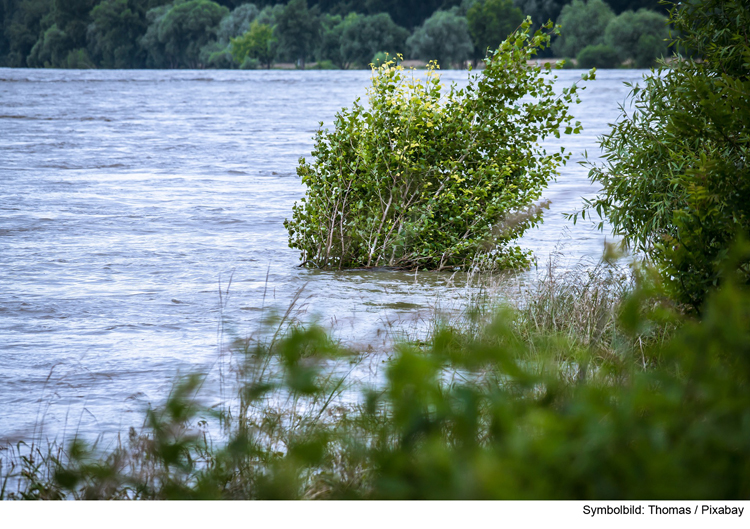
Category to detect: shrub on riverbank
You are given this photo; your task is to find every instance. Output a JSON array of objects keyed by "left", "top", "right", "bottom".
[
  {"left": 286, "top": 20, "right": 593, "bottom": 271},
  {"left": 578, "top": 0, "right": 750, "bottom": 310},
  {"left": 5, "top": 256, "right": 750, "bottom": 500}
]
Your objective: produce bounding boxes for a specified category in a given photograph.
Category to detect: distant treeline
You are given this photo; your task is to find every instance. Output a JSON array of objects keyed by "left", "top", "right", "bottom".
[{"left": 0, "top": 0, "right": 669, "bottom": 69}]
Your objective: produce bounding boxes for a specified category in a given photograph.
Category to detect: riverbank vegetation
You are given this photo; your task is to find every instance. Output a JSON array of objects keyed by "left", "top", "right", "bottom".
[
  {"left": 286, "top": 20, "right": 593, "bottom": 270},
  {"left": 575, "top": 0, "right": 750, "bottom": 311},
  {"left": 0, "top": 0, "right": 670, "bottom": 70}
]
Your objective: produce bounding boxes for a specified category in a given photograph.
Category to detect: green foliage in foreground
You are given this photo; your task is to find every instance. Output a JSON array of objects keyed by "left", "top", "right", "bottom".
[
  {"left": 286, "top": 20, "right": 591, "bottom": 271},
  {"left": 578, "top": 0, "right": 750, "bottom": 310},
  {"left": 4, "top": 249, "right": 750, "bottom": 499}
]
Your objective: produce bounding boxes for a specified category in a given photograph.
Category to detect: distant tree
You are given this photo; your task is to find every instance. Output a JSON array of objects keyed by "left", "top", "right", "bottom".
[
  {"left": 513, "top": 0, "right": 564, "bottom": 25},
  {"left": 456, "top": 0, "right": 477, "bottom": 15},
  {"left": 339, "top": 12, "right": 408, "bottom": 68},
  {"left": 466, "top": 0, "right": 523, "bottom": 60},
  {"left": 210, "top": 0, "right": 250, "bottom": 7},
  {"left": 140, "top": 0, "right": 228, "bottom": 68},
  {"left": 26, "top": 23, "right": 69, "bottom": 66},
  {"left": 551, "top": 0, "right": 614, "bottom": 58},
  {"left": 64, "top": 46, "right": 96, "bottom": 66},
  {"left": 199, "top": 40, "right": 232, "bottom": 68},
  {"left": 407, "top": 9, "right": 473, "bottom": 68},
  {"left": 216, "top": 2, "right": 258, "bottom": 42},
  {"left": 25, "top": 0, "right": 97, "bottom": 67},
  {"left": 604, "top": 8, "right": 668, "bottom": 68},
  {"left": 139, "top": 3, "right": 170, "bottom": 67},
  {"left": 51, "top": 0, "right": 97, "bottom": 50},
  {"left": 0, "top": 0, "right": 8, "bottom": 59},
  {"left": 576, "top": 42, "right": 618, "bottom": 67},
  {"left": 87, "top": 0, "right": 147, "bottom": 68},
  {"left": 605, "top": 0, "right": 668, "bottom": 15},
  {"left": 317, "top": 13, "right": 340, "bottom": 63},
  {"left": 335, "top": 0, "right": 457, "bottom": 29},
  {"left": 201, "top": 3, "right": 259, "bottom": 68},
  {"left": 370, "top": 49, "right": 389, "bottom": 66},
  {"left": 143, "top": 0, "right": 174, "bottom": 7},
  {"left": 231, "top": 19, "right": 276, "bottom": 68},
  {"left": 275, "top": 0, "right": 320, "bottom": 68},
  {"left": 317, "top": 12, "right": 357, "bottom": 68},
  {"left": 2, "top": 0, "right": 54, "bottom": 67},
  {"left": 255, "top": 3, "right": 283, "bottom": 26},
  {"left": 159, "top": 0, "right": 228, "bottom": 67}
]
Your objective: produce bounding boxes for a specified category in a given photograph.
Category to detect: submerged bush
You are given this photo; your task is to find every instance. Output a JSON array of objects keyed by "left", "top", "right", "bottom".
[{"left": 285, "top": 19, "right": 593, "bottom": 271}]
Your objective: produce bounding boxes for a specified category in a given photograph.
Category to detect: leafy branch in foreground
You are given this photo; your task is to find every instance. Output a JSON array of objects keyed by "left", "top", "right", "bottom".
[{"left": 285, "top": 18, "right": 594, "bottom": 271}]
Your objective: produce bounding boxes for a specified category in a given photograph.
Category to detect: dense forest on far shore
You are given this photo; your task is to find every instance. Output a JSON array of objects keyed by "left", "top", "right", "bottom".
[{"left": 1, "top": 0, "right": 669, "bottom": 70}]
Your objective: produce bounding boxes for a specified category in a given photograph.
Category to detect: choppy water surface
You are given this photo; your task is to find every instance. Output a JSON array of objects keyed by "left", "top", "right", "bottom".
[{"left": 0, "top": 68, "right": 643, "bottom": 442}]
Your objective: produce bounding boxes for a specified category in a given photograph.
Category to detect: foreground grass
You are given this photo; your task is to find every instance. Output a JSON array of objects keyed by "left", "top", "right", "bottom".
[{"left": 2, "top": 259, "right": 749, "bottom": 500}]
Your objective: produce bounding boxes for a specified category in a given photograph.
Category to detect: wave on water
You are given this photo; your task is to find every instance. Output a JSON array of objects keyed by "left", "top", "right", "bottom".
[{"left": 0, "top": 114, "right": 113, "bottom": 121}]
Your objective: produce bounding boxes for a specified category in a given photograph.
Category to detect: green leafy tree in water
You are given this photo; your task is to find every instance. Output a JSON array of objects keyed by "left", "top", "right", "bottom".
[
  {"left": 285, "top": 19, "right": 593, "bottom": 271},
  {"left": 551, "top": 0, "right": 614, "bottom": 58},
  {"left": 231, "top": 19, "right": 276, "bottom": 68},
  {"left": 576, "top": 0, "right": 750, "bottom": 310},
  {"left": 466, "top": 0, "right": 523, "bottom": 62},
  {"left": 407, "top": 9, "right": 474, "bottom": 69}
]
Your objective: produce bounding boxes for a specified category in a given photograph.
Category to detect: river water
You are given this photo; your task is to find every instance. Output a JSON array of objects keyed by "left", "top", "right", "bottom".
[{"left": 0, "top": 68, "right": 643, "bottom": 443}]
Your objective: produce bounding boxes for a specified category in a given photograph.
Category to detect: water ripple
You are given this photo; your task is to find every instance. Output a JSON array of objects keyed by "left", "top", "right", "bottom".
[{"left": 0, "top": 68, "right": 644, "bottom": 442}]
